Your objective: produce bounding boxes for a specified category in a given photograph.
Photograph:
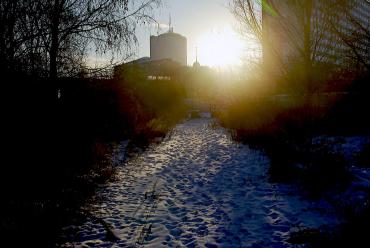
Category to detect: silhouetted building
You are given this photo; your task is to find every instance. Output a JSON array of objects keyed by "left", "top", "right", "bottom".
[
  {"left": 114, "top": 57, "right": 183, "bottom": 81},
  {"left": 150, "top": 29, "right": 187, "bottom": 66},
  {"left": 115, "top": 26, "right": 188, "bottom": 81}
]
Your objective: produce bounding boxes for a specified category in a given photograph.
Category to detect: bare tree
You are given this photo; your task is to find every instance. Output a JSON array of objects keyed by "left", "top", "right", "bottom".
[
  {"left": 230, "top": 0, "right": 263, "bottom": 42},
  {"left": 0, "top": 0, "right": 162, "bottom": 78},
  {"left": 48, "top": 0, "right": 163, "bottom": 78},
  {"left": 327, "top": 0, "right": 370, "bottom": 71},
  {"left": 230, "top": 0, "right": 345, "bottom": 92}
]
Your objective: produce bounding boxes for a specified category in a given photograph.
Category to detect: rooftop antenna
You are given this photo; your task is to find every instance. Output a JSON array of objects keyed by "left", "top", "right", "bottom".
[
  {"left": 196, "top": 46, "right": 198, "bottom": 63},
  {"left": 169, "top": 13, "right": 173, "bottom": 33}
]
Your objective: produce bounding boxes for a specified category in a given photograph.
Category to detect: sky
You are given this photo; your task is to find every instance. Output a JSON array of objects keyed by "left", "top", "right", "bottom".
[{"left": 134, "top": 0, "right": 249, "bottom": 67}]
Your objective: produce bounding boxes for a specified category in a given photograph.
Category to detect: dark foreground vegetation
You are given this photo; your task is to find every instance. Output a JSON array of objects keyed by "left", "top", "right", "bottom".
[
  {"left": 0, "top": 0, "right": 179, "bottom": 246},
  {"left": 224, "top": 0, "right": 370, "bottom": 244},
  {"left": 215, "top": 71, "right": 370, "bottom": 247},
  {"left": 2, "top": 72, "right": 186, "bottom": 247}
]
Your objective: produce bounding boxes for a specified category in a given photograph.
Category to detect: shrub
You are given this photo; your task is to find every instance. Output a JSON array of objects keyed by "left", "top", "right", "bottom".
[{"left": 356, "top": 143, "right": 370, "bottom": 168}]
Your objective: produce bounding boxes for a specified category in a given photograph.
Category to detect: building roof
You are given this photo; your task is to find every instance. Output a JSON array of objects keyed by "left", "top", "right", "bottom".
[
  {"left": 127, "top": 57, "right": 151, "bottom": 65},
  {"left": 151, "top": 31, "right": 187, "bottom": 40}
]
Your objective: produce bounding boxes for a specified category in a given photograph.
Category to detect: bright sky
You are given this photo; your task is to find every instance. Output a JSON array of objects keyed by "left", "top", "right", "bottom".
[{"left": 135, "top": 0, "right": 249, "bottom": 68}]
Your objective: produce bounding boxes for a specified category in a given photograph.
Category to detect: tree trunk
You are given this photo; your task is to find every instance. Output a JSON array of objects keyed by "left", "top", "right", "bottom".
[
  {"left": 50, "top": 0, "right": 60, "bottom": 79},
  {"left": 303, "top": 0, "right": 313, "bottom": 93}
]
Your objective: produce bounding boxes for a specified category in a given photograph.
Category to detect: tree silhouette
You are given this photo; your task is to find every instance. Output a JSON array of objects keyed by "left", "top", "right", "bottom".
[
  {"left": 327, "top": 0, "right": 370, "bottom": 71},
  {"left": 0, "top": 0, "right": 162, "bottom": 78}
]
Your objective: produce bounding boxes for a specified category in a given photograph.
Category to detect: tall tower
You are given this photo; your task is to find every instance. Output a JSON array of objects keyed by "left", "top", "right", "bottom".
[
  {"left": 193, "top": 46, "right": 200, "bottom": 68},
  {"left": 196, "top": 46, "right": 198, "bottom": 63}
]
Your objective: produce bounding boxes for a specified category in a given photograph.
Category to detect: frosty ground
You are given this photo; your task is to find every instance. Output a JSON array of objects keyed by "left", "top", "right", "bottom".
[{"left": 58, "top": 115, "right": 369, "bottom": 248}]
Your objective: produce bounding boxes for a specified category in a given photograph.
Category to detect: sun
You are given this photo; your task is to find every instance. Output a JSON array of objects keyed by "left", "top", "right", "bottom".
[{"left": 196, "top": 27, "right": 245, "bottom": 68}]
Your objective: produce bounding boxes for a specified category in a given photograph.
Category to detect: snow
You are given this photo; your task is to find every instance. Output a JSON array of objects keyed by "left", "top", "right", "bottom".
[{"left": 58, "top": 117, "right": 367, "bottom": 248}]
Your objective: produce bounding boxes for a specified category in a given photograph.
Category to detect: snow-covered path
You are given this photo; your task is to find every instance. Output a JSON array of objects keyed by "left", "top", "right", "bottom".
[{"left": 60, "top": 117, "right": 340, "bottom": 248}]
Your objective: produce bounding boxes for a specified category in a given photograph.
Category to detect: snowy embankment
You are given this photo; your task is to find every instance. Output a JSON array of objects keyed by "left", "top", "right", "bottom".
[{"left": 58, "top": 116, "right": 369, "bottom": 248}]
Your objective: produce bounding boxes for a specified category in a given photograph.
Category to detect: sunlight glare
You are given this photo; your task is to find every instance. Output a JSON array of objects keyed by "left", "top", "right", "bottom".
[{"left": 196, "top": 27, "right": 245, "bottom": 68}]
